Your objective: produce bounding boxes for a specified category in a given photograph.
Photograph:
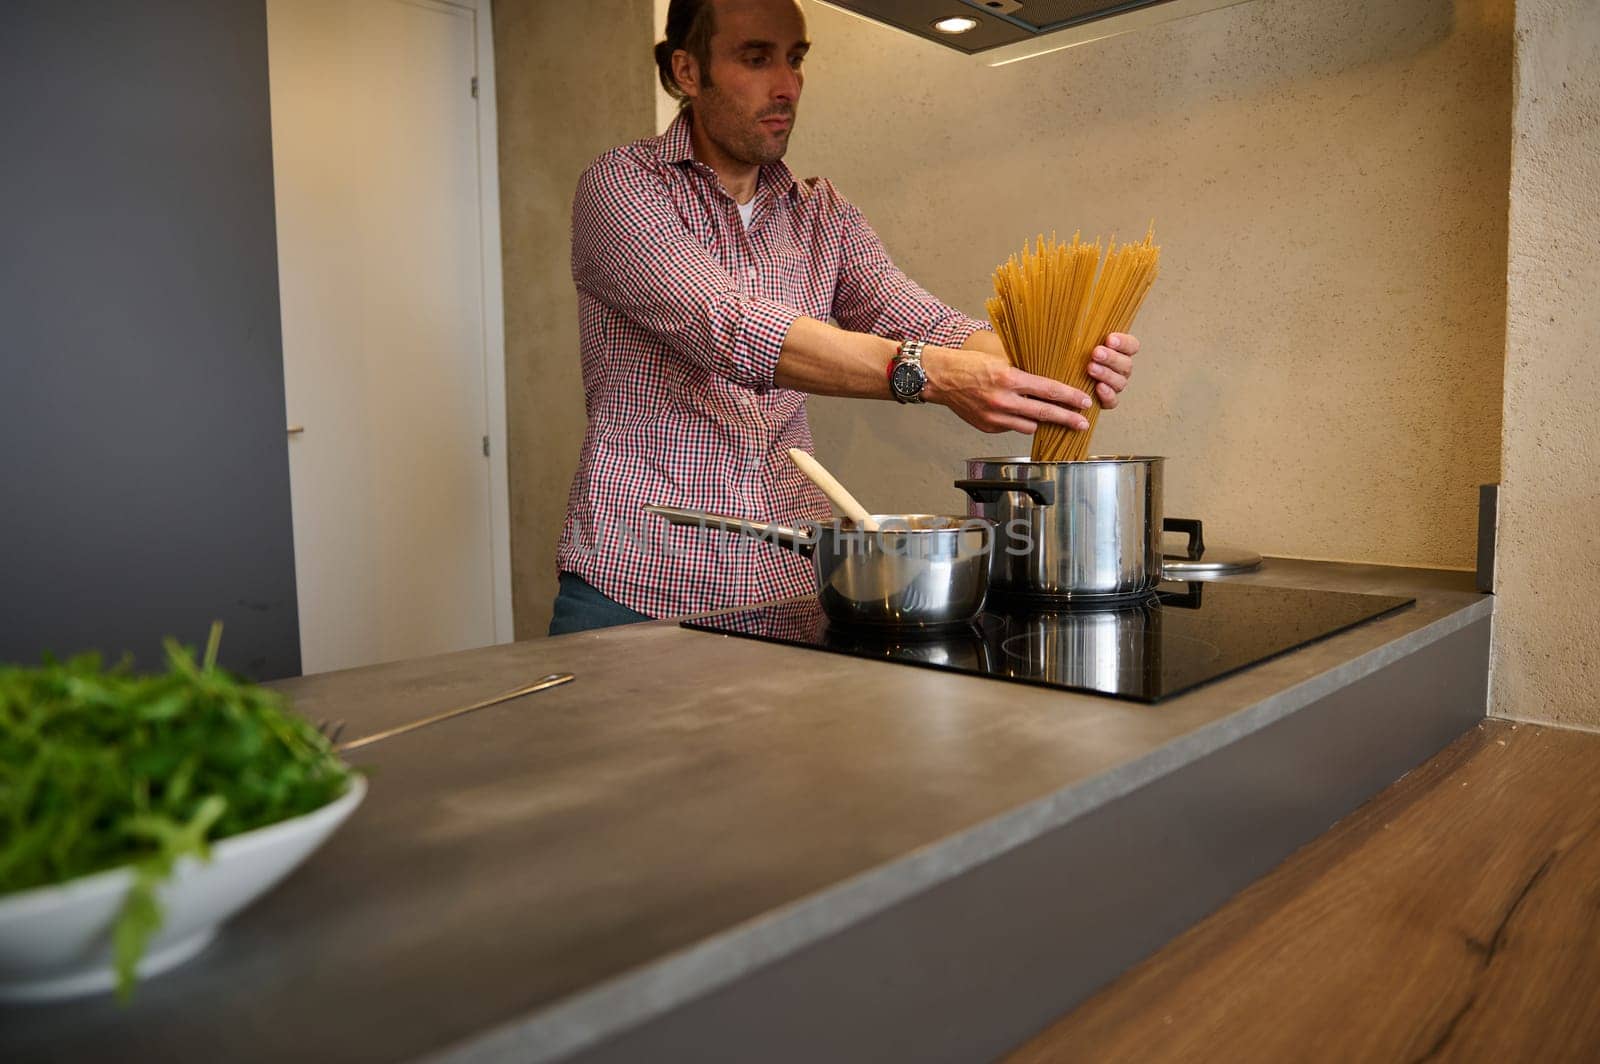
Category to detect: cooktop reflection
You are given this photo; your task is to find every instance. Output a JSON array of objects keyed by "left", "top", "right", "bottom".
[{"left": 682, "top": 581, "right": 1415, "bottom": 703}]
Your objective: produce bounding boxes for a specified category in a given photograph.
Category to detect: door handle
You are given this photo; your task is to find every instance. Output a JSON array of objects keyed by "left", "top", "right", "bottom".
[{"left": 287, "top": 425, "right": 305, "bottom": 435}]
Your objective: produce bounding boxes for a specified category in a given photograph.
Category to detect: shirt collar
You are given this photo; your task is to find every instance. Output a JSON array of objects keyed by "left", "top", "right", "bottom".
[
  {"left": 661, "top": 111, "right": 799, "bottom": 203},
  {"left": 660, "top": 110, "right": 697, "bottom": 166}
]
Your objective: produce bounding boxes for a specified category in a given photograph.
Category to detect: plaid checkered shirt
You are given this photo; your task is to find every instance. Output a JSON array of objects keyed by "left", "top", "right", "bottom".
[{"left": 558, "top": 113, "right": 989, "bottom": 618}]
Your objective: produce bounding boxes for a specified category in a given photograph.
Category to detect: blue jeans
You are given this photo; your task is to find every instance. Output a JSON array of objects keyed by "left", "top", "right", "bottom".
[{"left": 548, "top": 572, "right": 653, "bottom": 636}]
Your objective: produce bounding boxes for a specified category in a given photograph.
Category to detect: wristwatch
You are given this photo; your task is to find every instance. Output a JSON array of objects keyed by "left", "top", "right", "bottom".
[{"left": 888, "top": 339, "right": 928, "bottom": 404}]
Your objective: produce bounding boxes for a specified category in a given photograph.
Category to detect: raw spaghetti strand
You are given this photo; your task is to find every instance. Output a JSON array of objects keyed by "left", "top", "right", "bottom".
[
  {"left": 986, "top": 226, "right": 1160, "bottom": 462},
  {"left": 1067, "top": 227, "right": 1160, "bottom": 461}
]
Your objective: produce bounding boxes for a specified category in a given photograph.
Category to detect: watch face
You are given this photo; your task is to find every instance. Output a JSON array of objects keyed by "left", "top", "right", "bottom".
[{"left": 891, "top": 360, "right": 925, "bottom": 399}]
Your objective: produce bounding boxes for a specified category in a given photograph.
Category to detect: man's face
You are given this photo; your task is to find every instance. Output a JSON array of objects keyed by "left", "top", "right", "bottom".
[{"left": 686, "top": 0, "right": 810, "bottom": 166}]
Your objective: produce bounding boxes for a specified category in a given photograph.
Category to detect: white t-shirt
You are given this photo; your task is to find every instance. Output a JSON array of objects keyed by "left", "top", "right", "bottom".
[{"left": 737, "top": 198, "right": 756, "bottom": 229}]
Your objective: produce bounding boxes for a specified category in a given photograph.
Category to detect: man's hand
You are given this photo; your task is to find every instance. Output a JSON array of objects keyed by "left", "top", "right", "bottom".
[
  {"left": 921, "top": 346, "right": 1093, "bottom": 435},
  {"left": 1086, "top": 333, "right": 1139, "bottom": 410}
]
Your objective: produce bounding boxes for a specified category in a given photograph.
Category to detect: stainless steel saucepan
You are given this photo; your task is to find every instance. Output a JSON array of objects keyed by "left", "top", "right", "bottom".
[{"left": 643, "top": 504, "right": 994, "bottom": 629}]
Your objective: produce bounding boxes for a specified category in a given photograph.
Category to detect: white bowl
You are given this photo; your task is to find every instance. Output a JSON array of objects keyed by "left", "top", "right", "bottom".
[{"left": 0, "top": 775, "right": 366, "bottom": 1002}]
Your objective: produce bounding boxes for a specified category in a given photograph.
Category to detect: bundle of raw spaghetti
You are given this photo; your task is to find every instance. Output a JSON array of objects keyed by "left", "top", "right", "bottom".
[{"left": 986, "top": 225, "right": 1160, "bottom": 463}]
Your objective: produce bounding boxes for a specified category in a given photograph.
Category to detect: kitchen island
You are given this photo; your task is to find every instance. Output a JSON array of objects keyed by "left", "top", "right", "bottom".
[{"left": 0, "top": 560, "right": 1490, "bottom": 1063}]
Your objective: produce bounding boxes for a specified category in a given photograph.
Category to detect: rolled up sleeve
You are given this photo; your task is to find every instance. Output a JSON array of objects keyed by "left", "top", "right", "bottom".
[
  {"left": 827, "top": 192, "right": 990, "bottom": 348},
  {"left": 572, "top": 157, "right": 799, "bottom": 391}
]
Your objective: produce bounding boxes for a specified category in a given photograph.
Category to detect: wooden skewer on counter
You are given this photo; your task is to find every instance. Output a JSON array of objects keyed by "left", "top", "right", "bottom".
[{"left": 787, "top": 448, "right": 880, "bottom": 532}]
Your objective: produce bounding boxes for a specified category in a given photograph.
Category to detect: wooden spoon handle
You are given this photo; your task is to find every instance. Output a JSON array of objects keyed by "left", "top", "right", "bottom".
[{"left": 787, "top": 448, "right": 879, "bottom": 532}]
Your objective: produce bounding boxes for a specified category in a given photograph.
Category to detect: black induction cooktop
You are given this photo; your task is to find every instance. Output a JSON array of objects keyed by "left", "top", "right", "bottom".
[{"left": 682, "top": 581, "right": 1415, "bottom": 703}]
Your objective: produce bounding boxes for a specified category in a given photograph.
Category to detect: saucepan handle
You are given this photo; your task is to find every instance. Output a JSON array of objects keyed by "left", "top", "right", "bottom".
[
  {"left": 643, "top": 504, "right": 816, "bottom": 557},
  {"left": 953, "top": 478, "right": 1057, "bottom": 506},
  {"left": 1162, "top": 517, "right": 1206, "bottom": 560}
]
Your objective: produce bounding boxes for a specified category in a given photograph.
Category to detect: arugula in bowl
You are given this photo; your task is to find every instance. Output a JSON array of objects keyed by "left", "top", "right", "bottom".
[{"left": 0, "top": 623, "right": 353, "bottom": 997}]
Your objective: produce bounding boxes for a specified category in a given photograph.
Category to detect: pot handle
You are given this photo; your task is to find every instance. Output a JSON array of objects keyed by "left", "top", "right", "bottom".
[
  {"left": 954, "top": 478, "right": 1057, "bottom": 506},
  {"left": 644, "top": 504, "right": 816, "bottom": 557},
  {"left": 1163, "top": 517, "right": 1206, "bottom": 560}
]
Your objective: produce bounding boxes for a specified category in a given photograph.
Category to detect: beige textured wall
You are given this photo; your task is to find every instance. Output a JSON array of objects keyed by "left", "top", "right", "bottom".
[
  {"left": 1491, "top": 0, "right": 1600, "bottom": 728},
  {"left": 789, "top": 0, "right": 1511, "bottom": 568},
  {"left": 493, "top": 0, "right": 655, "bottom": 638}
]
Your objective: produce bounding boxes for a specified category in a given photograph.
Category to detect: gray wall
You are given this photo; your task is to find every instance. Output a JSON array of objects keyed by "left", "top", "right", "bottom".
[
  {"left": 790, "top": 0, "right": 1509, "bottom": 571},
  {"left": 0, "top": 0, "right": 301, "bottom": 679},
  {"left": 494, "top": 0, "right": 657, "bottom": 638}
]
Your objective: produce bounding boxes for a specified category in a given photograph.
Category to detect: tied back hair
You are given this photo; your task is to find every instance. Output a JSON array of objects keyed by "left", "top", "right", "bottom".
[{"left": 655, "top": 0, "right": 717, "bottom": 109}]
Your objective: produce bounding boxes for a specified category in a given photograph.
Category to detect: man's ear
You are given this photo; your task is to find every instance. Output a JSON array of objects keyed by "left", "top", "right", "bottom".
[{"left": 671, "top": 49, "right": 701, "bottom": 99}]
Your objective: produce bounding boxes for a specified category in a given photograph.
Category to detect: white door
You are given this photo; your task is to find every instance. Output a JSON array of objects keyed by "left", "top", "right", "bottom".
[{"left": 268, "top": 0, "right": 498, "bottom": 674}]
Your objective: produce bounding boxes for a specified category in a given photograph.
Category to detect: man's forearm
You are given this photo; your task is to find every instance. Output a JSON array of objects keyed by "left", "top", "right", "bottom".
[
  {"left": 961, "top": 328, "right": 1008, "bottom": 360},
  {"left": 772, "top": 316, "right": 900, "bottom": 399},
  {"left": 772, "top": 315, "right": 1092, "bottom": 435},
  {"left": 772, "top": 317, "right": 1005, "bottom": 399}
]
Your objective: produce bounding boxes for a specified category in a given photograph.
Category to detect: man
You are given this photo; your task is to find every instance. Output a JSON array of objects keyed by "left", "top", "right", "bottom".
[{"left": 549, "top": 0, "right": 1140, "bottom": 636}]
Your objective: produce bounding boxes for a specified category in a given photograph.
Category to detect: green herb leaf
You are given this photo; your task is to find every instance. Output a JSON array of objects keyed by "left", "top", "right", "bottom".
[{"left": 1, "top": 626, "right": 354, "bottom": 1002}]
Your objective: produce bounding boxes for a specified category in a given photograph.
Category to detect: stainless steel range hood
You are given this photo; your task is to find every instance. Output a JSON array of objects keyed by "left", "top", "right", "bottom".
[{"left": 816, "top": 0, "right": 1253, "bottom": 66}]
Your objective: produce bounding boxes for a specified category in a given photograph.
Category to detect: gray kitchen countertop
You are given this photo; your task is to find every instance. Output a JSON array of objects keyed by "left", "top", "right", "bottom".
[{"left": 0, "top": 560, "right": 1490, "bottom": 1063}]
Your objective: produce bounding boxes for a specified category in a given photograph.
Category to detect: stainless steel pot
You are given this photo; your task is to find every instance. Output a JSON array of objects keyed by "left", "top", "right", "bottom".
[
  {"left": 956, "top": 456, "right": 1164, "bottom": 602},
  {"left": 644, "top": 505, "right": 994, "bottom": 629}
]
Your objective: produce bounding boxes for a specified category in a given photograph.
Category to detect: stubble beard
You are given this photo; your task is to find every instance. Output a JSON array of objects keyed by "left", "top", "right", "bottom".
[{"left": 697, "top": 88, "right": 796, "bottom": 167}]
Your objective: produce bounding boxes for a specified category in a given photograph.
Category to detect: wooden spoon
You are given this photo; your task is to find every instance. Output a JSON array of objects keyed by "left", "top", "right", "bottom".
[{"left": 787, "top": 449, "right": 879, "bottom": 532}]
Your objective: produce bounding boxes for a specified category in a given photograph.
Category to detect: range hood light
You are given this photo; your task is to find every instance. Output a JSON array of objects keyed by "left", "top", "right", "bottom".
[{"left": 817, "top": 0, "right": 1257, "bottom": 66}]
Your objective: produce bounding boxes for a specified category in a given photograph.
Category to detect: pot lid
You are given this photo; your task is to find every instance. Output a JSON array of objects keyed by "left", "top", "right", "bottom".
[
  {"left": 1161, "top": 518, "right": 1263, "bottom": 575},
  {"left": 1163, "top": 543, "right": 1263, "bottom": 575}
]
